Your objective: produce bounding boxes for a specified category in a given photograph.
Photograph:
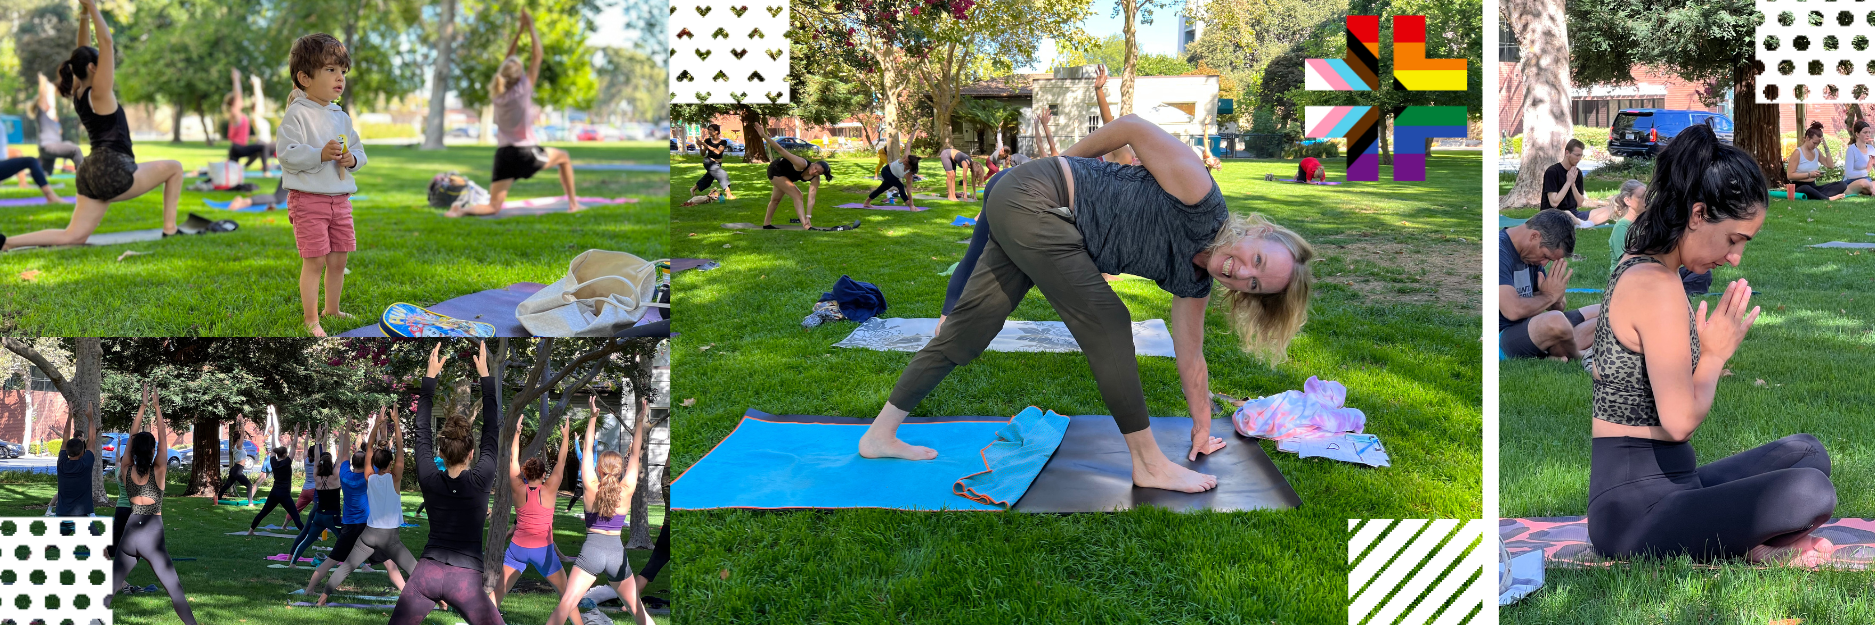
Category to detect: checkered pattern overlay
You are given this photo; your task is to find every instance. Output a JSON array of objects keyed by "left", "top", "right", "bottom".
[
  {"left": 1348, "top": 519, "right": 1484, "bottom": 624},
  {"left": 1755, "top": 3, "right": 1875, "bottom": 103},
  {"left": 669, "top": 1, "right": 791, "bottom": 104},
  {"left": 0, "top": 517, "right": 115, "bottom": 624}
]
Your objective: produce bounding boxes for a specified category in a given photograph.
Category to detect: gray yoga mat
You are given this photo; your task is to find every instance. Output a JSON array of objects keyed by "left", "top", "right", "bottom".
[
  {"left": 1809, "top": 241, "right": 1875, "bottom": 249},
  {"left": 832, "top": 317, "right": 1178, "bottom": 358}
]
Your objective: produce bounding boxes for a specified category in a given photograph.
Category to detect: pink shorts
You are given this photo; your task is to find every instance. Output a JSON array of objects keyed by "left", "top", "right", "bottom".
[{"left": 287, "top": 190, "right": 357, "bottom": 258}]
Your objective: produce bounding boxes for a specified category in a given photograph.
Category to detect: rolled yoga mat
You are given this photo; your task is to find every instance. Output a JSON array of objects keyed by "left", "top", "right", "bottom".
[
  {"left": 1502, "top": 516, "right": 1875, "bottom": 570},
  {"left": 335, "top": 282, "right": 546, "bottom": 337},
  {"left": 673, "top": 410, "right": 1299, "bottom": 513},
  {"left": 0, "top": 196, "right": 77, "bottom": 206},
  {"left": 832, "top": 317, "right": 1178, "bottom": 358},
  {"left": 834, "top": 202, "right": 928, "bottom": 211}
]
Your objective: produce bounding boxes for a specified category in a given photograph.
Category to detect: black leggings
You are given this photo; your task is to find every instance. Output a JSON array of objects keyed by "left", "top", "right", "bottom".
[
  {"left": 228, "top": 142, "right": 270, "bottom": 169},
  {"left": 107, "top": 505, "right": 131, "bottom": 559},
  {"left": 109, "top": 514, "right": 198, "bottom": 625},
  {"left": 216, "top": 471, "right": 252, "bottom": 500},
  {"left": 1587, "top": 434, "right": 1836, "bottom": 560},
  {"left": 252, "top": 486, "right": 304, "bottom": 530},
  {"left": 0, "top": 156, "right": 49, "bottom": 188},
  {"left": 693, "top": 159, "right": 731, "bottom": 193},
  {"left": 1797, "top": 180, "right": 1850, "bottom": 200},
  {"left": 867, "top": 167, "right": 910, "bottom": 201},
  {"left": 943, "top": 212, "right": 991, "bottom": 316},
  {"left": 640, "top": 519, "right": 671, "bottom": 582}
]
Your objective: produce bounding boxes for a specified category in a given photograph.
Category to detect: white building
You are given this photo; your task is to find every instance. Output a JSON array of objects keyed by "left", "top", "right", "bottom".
[
  {"left": 1029, "top": 65, "right": 1220, "bottom": 153},
  {"left": 1177, "top": 15, "right": 1203, "bottom": 53}
]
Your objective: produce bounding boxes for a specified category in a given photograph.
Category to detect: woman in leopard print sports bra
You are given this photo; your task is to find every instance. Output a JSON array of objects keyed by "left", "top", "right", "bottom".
[{"left": 1587, "top": 124, "right": 1837, "bottom": 564}]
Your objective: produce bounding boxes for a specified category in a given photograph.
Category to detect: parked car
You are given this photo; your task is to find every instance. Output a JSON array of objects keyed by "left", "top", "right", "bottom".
[
  {"left": 725, "top": 139, "right": 746, "bottom": 156},
  {"left": 0, "top": 440, "right": 21, "bottom": 458},
  {"left": 97, "top": 432, "right": 186, "bottom": 467},
  {"left": 1607, "top": 109, "right": 1735, "bottom": 158},
  {"left": 670, "top": 138, "right": 680, "bottom": 152},
  {"left": 576, "top": 126, "right": 600, "bottom": 141},
  {"left": 773, "top": 136, "right": 820, "bottom": 154}
]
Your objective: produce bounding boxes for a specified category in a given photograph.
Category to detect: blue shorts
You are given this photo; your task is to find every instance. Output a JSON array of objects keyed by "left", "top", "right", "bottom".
[{"left": 503, "top": 541, "right": 563, "bottom": 576}]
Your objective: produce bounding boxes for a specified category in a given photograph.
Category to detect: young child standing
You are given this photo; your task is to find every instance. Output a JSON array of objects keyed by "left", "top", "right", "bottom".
[{"left": 278, "top": 33, "right": 366, "bottom": 337}]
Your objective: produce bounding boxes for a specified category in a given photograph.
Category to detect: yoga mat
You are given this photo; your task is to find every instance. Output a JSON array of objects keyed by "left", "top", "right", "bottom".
[
  {"left": 674, "top": 411, "right": 1299, "bottom": 513},
  {"left": 0, "top": 196, "right": 76, "bottom": 206},
  {"left": 671, "top": 411, "right": 1011, "bottom": 511},
  {"left": 722, "top": 220, "right": 862, "bottom": 231},
  {"left": 1810, "top": 241, "right": 1875, "bottom": 249},
  {"left": 287, "top": 590, "right": 401, "bottom": 601},
  {"left": 951, "top": 215, "right": 976, "bottom": 226},
  {"left": 672, "top": 258, "right": 720, "bottom": 273},
  {"left": 289, "top": 602, "right": 397, "bottom": 609},
  {"left": 1273, "top": 179, "right": 1341, "bottom": 185},
  {"left": 1500, "top": 214, "right": 1611, "bottom": 229},
  {"left": 913, "top": 193, "right": 973, "bottom": 201},
  {"left": 203, "top": 198, "right": 277, "bottom": 212},
  {"left": 834, "top": 202, "right": 927, "bottom": 211},
  {"left": 335, "top": 283, "right": 546, "bottom": 337},
  {"left": 38, "top": 213, "right": 231, "bottom": 248},
  {"left": 1501, "top": 516, "right": 1875, "bottom": 570},
  {"left": 478, "top": 196, "right": 638, "bottom": 218},
  {"left": 225, "top": 531, "right": 301, "bottom": 538},
  {"left": 573, "top": 163, "right": 670, "bottom": 172},
  {"left": 265, "top": 554, "right": 316, "bottom": 562},
  {"left": 832, "top": 317, "right": 1178, "bottom": 358},
  {"left": 1768, "top": 189, "right": 1870, "bottom": 200},
  {"left": 270, "top": 563, "right": 384, "bottom": 572}
]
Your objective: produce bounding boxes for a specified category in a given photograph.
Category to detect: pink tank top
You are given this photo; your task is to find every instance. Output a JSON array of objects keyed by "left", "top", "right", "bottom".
[
  {"left": 230, "top": 114, "right": 251, "bottom": 145},
  {"left": 511, "top": 483, "right": 554, "bottom": 548}
]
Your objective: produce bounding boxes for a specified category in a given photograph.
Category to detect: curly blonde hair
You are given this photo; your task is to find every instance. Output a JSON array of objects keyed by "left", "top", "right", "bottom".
[{"left": 1207, "top": 212, "right": 1314, "bottom": 363}]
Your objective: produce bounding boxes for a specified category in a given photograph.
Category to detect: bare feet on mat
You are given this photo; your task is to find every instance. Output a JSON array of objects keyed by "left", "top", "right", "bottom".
[
  {"left": 1750, "top": 535, "right": 1838, "bottom": 567},
  {"left": 857, "top": 433, "right": 938, "bottom": 460},
  {"left": 315, "top": 593, "right": 328, "bottom": 607},
  {"left": 229, "top": 196, "right": 252, "bottom": 210},
  {"left": 1132, "top": 460, "right": 1217, "bottom": 493},
  {"left": 569, "top": 201, "right": 588, "bottom": 213}
]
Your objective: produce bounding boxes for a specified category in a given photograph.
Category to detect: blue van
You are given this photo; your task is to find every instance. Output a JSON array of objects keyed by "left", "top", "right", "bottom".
[{"left": 1608, "top": 109, "right": 1735, "bottom": 158}]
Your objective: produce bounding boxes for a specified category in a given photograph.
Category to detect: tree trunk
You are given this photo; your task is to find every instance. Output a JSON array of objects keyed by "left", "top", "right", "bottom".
[
  {"left": 627, "top": 352, "right": 655, "bottom": 549},
  {"left": 1733, "top": 62, "right": 1783, "bottom": 185},
  {"left": 343, "top": 0, "right": 364, "bottom": 115},
  {"left": 187, "top": 417, "right": 220, "bottom": 496},
  {"left": 740, "top": 107, "right": 770, "bottom": 163},
  {"left": 171, "top": 103, "right": 184, "bottom": 143},
  {"left": 22, "top": 390, "right": 33, "bottom": 456},
  {"left": 481, "top": 347, "right": 528, "bottom": 593},
  {"left": 1499, "top": 0, "right": 1572, "bottom": 209},
  {"left": 198, "top": 102, "right": 215, "bottom": 147},
  {"left": 69, "top": 339, "right": 105, "bottom": 509},
  {"left": 1379, "top": 113, "right": 1393, "bottom": 165},
  {"left": 422, "top": 0, "right": 457, "bottom": 150},
  {"left": 1121, "top": 0, "right": 1139, "bottom": 116}
]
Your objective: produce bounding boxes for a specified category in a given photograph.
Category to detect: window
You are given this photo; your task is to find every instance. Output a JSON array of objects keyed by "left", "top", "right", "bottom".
[
  {"left": 1048, "top": 104, "right": 1059, "bottom": 116},
  {"left": 1499, "top": 21, "right": 1519, "bottom": 63}
]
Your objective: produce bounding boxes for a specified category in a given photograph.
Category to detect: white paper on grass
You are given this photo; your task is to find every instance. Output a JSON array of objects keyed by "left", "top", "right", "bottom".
[
  {"left": 0, "top": 517, "right": 114, "bottom": 624},
  {"left": 1276, "top": 432, "right": 1391, "bottom": 467}
]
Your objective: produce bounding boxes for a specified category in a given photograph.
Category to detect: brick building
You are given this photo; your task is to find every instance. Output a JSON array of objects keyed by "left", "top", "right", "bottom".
[{"left": 0, "top": 390, "right": 262, "bottom": 455}]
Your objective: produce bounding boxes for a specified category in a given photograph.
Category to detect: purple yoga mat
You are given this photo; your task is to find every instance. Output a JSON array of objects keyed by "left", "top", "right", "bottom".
[
  {"left": 0, "top": 196, "right": 77, "bottom": 207},
  {"left": 335, "top": 283, "right": 547, "bottom": 337},
  {"left": 835, "top": 203, "right": 928, "bottom": 211}
]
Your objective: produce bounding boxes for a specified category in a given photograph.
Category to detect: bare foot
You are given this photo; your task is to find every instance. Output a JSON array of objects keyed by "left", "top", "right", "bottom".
[
  {"left": 1132, "top": 460, "right": 1218, "bottom": 493},
  {"left": 48, "top": 195, "right": 69, "bottom": 205},
  {"left": 246, "top": 528, "right": 255, "bottom": 536},
  {"left": 442, "top": 206, "right": 465, "bottom": 218},
  {"left": 568, "top": 202, "right": 587, "bottom": 213},
  {"left": 324, "top": 310, "right": 354, "bottom": 319},
  {"left": 1748, "top": 535, "right": 1833, "bottom": 565},
  {"left": 315, "top": 593, "right": 328, "bottom": 607},
  {"left": 857, "top": 432, "right": 938, "bottom": 460},
  {"left": 305, "top": 320, "right": 327, "bottom": 337},
  {"left": 725, "top": 193, "right": 738, "bottom": 200},
  {"left": 229, "top": 197, "right": 252, "bottom": 210},
  {"left": 1831, "top": 194, "right": 1846, "bottom": 201}
]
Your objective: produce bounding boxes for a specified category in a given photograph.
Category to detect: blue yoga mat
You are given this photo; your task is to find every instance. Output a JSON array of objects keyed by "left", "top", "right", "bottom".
[
  {"left": 673, "top": 409, "right": 1067, "bottom": 511},
  {"left": 951, "top": 215, "right": 976, "bottom": 226}
]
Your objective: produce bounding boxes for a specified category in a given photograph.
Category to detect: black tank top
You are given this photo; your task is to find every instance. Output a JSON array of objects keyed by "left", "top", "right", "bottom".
[
  {"left": 75, "top": 87, "right": 133, "bottom": 158},
  {"left": 767, "top": 158, "right": 807, "bottom": 182},
  {"left": 270, "top": 455, "right": 294, "bottom": 494}
]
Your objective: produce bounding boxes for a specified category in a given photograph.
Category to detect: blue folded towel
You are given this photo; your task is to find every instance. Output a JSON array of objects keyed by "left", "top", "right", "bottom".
[{"left": 952, "top": 407, "right": 1071, "bottom": 509}]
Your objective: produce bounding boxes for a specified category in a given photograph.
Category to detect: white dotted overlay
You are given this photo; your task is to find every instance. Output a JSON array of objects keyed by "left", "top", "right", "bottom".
[
  {"left": 1756, "top": 2, "right": 1875, "bottom": 103},
  {"left": 0, "top": 517, "right": 114, "bottom": 625}
]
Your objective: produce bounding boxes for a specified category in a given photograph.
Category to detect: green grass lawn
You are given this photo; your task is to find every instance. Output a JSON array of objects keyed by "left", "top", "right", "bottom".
[
  {"left": 1499, "top": 173, "right": 1875, "bottom": 624},
  {"left": 669, "top": 153, "right": 1485, "bottom": 623},
  {"left": 0, "top": 141, "right": 669, "bottom": 336},
  {"left": 0, "top": 471, "right": 667, "bottom": 625}
]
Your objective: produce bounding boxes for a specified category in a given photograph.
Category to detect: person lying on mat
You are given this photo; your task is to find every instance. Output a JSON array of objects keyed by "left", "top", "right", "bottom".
[
  {"left": 750, "top": 123, "right": 831, "bottom": 229},
  {"left": 861, "top": 114, "right": 1316, "bottom": 494},
  {"left": 1542, "top": 139, "right": 1618, "bottom": 227},
  {"left": 446, "top": 9, "right": 584, "bottom": 217},
  {"left": 1296, "top": 156, "right": 1327, "bottom": 184},
  {"left": 863, "top": 133, "right": 920, "bottom": 211},
  {"left": 1587, "top": 123, "right": 1840, "bottom": 566},
  {"left": 1787, "top": 122, "right": 1846, "bottom": 201},
  {"left": 1499, "top": 210, "right": 1597, "bottom": 361}
]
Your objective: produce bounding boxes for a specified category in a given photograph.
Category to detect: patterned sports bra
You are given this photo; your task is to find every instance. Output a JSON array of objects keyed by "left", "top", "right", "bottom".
[{"left": 1592, "top": 256, "right": 1700, "bottom": 427}]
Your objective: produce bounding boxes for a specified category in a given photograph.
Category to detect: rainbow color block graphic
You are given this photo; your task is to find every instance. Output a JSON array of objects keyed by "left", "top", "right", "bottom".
[
  {"left": 1391, "top": 16, "right": 1468, "bottom": 91},
  {"left": 1305, "top": 106, "right": 1380, "bottom": 182},
  {"left": 1390, "top": 107, "right": 1468, "bottom": 182},
  {"left": 1304, "top": 15, "right": 1471, "bottom": 182},
  {"left": 1305, "top": 15, "right": 1378, "bottom": 91}
]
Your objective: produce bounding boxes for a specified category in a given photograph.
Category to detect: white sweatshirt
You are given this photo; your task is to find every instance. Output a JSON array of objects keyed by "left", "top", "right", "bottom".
[{"left": 277, "top": 89, "right": 366, "bottom": 195}]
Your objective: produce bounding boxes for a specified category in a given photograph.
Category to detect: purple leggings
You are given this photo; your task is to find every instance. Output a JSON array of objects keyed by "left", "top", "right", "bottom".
[{"left": 388, "top": 558, "right": 506, "bottom": 625}]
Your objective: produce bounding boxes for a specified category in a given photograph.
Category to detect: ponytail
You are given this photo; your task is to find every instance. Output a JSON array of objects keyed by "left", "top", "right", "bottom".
[
  {"left": 1628, "top": 124, "right": 1767, "bottom": 256},
  {"left": 57, "top": 47, "right": 98, "bottom": 99}
]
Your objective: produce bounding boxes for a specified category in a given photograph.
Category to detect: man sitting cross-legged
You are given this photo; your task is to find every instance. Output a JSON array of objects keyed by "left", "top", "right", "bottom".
[{"left": 1500, "top": 209, "right": 1599, "bottom": 360}]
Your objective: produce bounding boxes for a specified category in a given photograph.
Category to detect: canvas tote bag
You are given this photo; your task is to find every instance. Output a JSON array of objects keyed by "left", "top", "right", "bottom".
[{"left": 516, "top": 250, "right": 669, "bottom": 336}]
